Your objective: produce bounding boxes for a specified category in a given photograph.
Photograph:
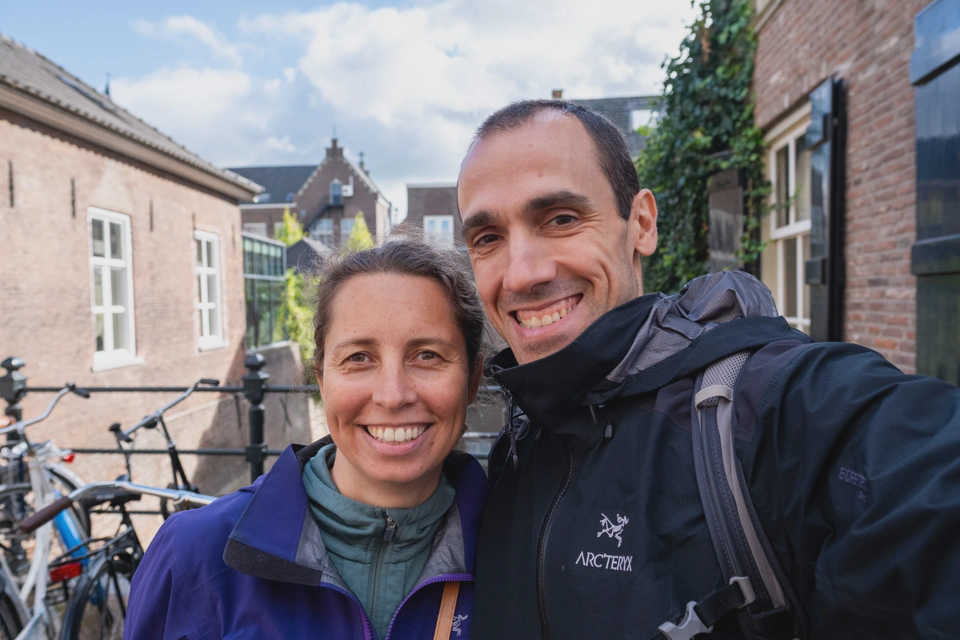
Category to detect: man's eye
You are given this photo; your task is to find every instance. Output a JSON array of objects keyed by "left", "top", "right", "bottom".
[
  {"left": 547, "top": 214, "right": 577, "bottom": 226},
  {"left": 473, "top": 233, "right": 501, "bottom": 248}
]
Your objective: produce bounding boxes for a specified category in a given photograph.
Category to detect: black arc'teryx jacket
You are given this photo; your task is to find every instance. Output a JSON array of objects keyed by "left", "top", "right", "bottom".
[{"left": 472, "top": 271, "right": 960, "bottom": 640}]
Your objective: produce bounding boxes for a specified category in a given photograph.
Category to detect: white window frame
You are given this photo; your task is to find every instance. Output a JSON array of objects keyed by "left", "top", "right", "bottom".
[
  {"left": 765, "top": 106, "right": 812, "bottom": 333},
  {"left": 424, "top": 215, "right": 455, "bottom": 247},
  {"left": 194, "top": 230, "right": 227, "bottom": 351},
  {"left": 88, "top": 207, "right": 140, "bottom": 371},
  {"left": 311, "top": 218, "right": 335, "bottom": 248}
]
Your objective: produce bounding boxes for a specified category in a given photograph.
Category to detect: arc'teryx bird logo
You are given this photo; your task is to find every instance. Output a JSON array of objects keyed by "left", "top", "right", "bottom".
[
  {"left": 597, "top": 513, "right": 629, "bottom": 548},
  {"left": 451, "top": 614, "right": 467, "bottom": 636}
]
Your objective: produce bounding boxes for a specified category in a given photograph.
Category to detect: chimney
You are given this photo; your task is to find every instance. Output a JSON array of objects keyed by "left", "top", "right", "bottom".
[
  {"left": 326, "top": 138, "right": 343, "bottom": 160},
  {"left": 552, "top": 89, "right": 563, "bottom": 100},
  {"left": 359, "top": 151, "right": 366, "bottom": 172}
]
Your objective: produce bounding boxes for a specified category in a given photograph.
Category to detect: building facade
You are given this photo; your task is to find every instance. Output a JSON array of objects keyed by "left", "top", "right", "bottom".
[
  {"left": 404, "top": 183, "right": 462, "bottom": 248},
  {"left": 752, "top": 0, "right": 959, "bottom": 383},
  {"left": 230, "top": 139, "right": 392, "bottom": 247},
  {"left": 0, "top": 33, "right": 269, "bottom": 512}
]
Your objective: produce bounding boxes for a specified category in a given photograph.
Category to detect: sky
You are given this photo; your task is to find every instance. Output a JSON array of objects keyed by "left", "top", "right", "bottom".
[{"left": 1, "top": 1, "right": 697, "bottom": 217}]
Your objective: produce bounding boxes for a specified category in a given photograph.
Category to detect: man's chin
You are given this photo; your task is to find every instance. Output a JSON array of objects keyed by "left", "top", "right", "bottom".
[{"left": 509, "top": 329, "right": 578, "bottom": 364}]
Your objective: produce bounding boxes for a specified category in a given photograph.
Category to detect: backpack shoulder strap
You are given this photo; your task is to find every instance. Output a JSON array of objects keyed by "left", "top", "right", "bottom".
[{"left": 658, "top": 351, "right": 805, "bottom": 640}]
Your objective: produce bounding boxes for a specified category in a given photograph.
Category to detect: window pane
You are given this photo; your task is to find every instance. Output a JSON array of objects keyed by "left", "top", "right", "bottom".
[
  {"left": 257, "top": 280, "right": 270, "bottom": 347},
  {"left": 802, "top": 234, "right": 811, "bottom": 319},
  {"left": 109, "top": 222, "right": 123, "bottom": 260},
  {"left": 209, "top": 304, "right": 220, "bottom": 338},
  {"left": 205, "top": 240, "right": 213, "bottom": 268},
  {"left": 92, "top": 219, "right": 105, "bottom": 257},
  {"left": 93, "top": 268, "right": 103, "bottom": 306},
  {"left": 197, "top": 274, "right": 204, "bottom": 303},
  {"left": 245, "top": 278, "right": 257, "bottom": 347},
  {"left": 94, "top": 314, "right": 105, "bottom": 352},
  {"left": 112, "top": 311, "right": 127, "bottom": 350},
  {"left": 207, "top": 274, "right": 218, "bottom": 307},
  {"left": 196, "top": 239, "right": 203, "bottom": 266},
  {"left": 110, "top": 268, "right": 125, "bottom": 307},
  {"left": 775, "top": 146, "right": 790, "bottom": 228},
  {"left": 795, "top": 136, "right": 811, "bottom": 222},
  {"left": 784, "top": 237, "right": 798, "bottom": 318}
]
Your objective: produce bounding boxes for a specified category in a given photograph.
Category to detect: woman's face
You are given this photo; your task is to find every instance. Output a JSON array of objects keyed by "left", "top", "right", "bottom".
[{"left": 317, "top": 273, "right": 480, "bottom": 507}]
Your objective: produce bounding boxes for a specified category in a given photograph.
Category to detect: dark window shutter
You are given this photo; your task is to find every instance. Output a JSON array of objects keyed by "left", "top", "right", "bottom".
[{"left": 804, "top": 78, "right": 846, "bottom": 342}]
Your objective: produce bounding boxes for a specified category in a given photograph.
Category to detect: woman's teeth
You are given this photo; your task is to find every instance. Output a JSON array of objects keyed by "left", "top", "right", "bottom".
[
  {"left": 366, "top": 425, "right": 427, "bottom": 443},
  {"left": 517, "top": 304, "right": 572, "bottom": 329}
]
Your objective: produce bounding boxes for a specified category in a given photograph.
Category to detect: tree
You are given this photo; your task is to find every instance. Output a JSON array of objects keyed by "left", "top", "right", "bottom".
[
  {"left": 274, "top": 206, "right": 303, "bottom": 245},
  {"left": 343, "top": 212, "right": 375, "bottom": 254},
  {"left": 636, "top": 0, "right": 769, "bottom": 294},
  {"left": 273, "top": 209, "right": 314, "bottom": 364}
]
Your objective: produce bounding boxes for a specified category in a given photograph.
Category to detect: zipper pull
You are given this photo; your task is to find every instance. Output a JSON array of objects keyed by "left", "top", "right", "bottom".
[{"left": 383, "top": 516, "right": 397, "bottom": 542}]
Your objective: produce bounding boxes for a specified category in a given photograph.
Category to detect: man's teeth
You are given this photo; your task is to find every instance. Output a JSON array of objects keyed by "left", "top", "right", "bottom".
[
  {"left": 366, "top": 425, "right": 427, "bottom": 443},
  {"left": 517, "top": 305, "right": 570, "bottom": 329}
]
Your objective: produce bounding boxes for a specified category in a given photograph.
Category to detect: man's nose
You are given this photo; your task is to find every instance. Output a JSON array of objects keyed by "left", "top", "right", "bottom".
[
  {"left": 502, "top": 235, "right": 557, "bottom": 293},
  {"left": 371, "top": 362, "right": 418, "bottom": 411}
]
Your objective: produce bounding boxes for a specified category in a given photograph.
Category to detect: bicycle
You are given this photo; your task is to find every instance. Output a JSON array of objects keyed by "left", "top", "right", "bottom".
[
  {"left": 109, "top": 378, "right": 218, "bottom": 518},
  {"left": 0, "top": 383, "right": 93, "bottom": 639},
  {"left": 19, "top": 480, "right": 215, "bottom": 640}
]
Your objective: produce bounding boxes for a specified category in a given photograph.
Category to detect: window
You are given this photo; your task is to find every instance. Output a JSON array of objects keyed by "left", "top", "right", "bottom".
[
  {"left": 195, "top": 231, "right": 225, "bottom": 350},
  {"left": 761, "top": 108, "right": 812, "bottom": 333},
  {"left": 424, "top": 215, "right": 454, "bottom": 247},
  {"left": 273, "top": 222, "right": 284, "bottom": 239},
  {"left": 330, "top": 179, "right": 342, "bottom": 205},
  {"left": 243, "top": 222, "right": 268, "bottom": 237},
  {"left": 88, "top": 208, "right": 138, "bottom": 369},
  {"left": 341, "top": 216, "right": 355, "bottom": 240},
  {"left": 311, "top": 218, "right": 334, "bottom": 248},
  {"left": 243, "top": 234, "right": 287, "bottom": 348}
]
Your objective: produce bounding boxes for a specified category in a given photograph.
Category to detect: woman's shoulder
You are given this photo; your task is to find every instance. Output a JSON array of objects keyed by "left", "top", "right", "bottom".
[{"left": 148, "top": 485, "right": 257, "bottom": 577}]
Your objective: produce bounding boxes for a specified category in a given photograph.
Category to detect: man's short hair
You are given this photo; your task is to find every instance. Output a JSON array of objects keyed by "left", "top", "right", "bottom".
[{"left": 471, "top": 100, "right": 640, "bottom": 220}]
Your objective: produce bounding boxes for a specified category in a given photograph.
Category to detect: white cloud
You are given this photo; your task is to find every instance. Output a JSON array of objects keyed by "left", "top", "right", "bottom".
[{"left": 134, "top": 16, "right": 243, "bottom": 66}]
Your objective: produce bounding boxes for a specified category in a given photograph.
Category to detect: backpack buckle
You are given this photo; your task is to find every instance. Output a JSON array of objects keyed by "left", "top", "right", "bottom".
[{"left": 658, "top": 601, "right": 714, "bottom": 640}]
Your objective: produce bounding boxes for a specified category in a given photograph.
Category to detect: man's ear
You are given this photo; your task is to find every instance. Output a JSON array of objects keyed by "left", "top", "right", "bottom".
[
  {"left": 468, "top": 354, "right": 484, "bottom": 404},
  {"left": 630, "top": 189, "right": 658, "bottom": 258}
]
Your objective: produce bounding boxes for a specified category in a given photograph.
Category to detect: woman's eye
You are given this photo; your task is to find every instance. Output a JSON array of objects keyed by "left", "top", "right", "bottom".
[
  {"left": 417, "top": 350, "right": 439, "bottom": 362},
  {"left": 346, "top": 353, "right": 369, "bottom": 363}
]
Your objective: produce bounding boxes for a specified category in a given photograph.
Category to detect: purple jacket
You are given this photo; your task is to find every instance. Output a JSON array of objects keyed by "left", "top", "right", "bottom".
[{"left": 124, "top": 440, "right": 488, "bottom": 639}]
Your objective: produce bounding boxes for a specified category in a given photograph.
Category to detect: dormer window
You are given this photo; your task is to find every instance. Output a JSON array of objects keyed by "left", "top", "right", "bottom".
[{"left": 330, "top": 179, "right": 342, "bottom": 205}]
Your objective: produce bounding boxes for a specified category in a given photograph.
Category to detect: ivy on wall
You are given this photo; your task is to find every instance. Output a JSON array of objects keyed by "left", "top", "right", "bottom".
[{"left": 637, "top": 0, "right": 769, "bottom": 294}]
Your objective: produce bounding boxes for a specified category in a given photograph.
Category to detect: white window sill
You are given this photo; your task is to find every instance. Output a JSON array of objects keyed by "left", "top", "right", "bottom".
[
  {"left": 91, "top": 356, "right": 144, "bottom": 373},
  {"left": 199, "top": 338, "right": 230, "bottom": 352}
]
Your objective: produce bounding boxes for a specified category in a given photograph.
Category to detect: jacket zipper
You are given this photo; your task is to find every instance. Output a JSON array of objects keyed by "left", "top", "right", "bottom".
[
  {"left": 535, "top": 437, "right": 573, "bottom": 640},
  {"left": 383, "top": 574, "right": 473, "bottom": 639},
  {"left": 368, "top": 513, "right": 398, "bottom": 635}
]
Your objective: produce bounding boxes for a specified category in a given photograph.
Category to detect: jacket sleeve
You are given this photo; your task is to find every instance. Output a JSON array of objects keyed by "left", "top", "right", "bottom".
[
  {"left": 124, "top": 518, "right": 203, "bottom": 640},
  {"left": 740, "top": 341, "right": 960, "bottom": 640}
]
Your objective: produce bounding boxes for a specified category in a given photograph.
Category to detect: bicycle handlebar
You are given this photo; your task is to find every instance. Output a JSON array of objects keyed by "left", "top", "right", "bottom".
[
  {"left": 0, "top": 383, "right": 89, "bottom": 436},
  {"left": 18, "top": 481, "right": 217, "bottom": 533},
  {"left": 112, "top": 378, "right": 220, "bottom": 443}
]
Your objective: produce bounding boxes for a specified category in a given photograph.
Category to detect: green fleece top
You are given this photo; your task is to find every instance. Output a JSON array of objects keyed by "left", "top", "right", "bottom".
[{"left": 302, "top": 445, "right": 455, "bottom": 639}]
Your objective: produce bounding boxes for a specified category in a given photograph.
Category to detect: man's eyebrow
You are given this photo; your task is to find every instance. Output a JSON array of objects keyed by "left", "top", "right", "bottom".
[
  {"left": 460, "top": 210, "right": 499, "bottom": 240},
  {"left": 522, "top": 190, "right": 591, "bottom": 216}
]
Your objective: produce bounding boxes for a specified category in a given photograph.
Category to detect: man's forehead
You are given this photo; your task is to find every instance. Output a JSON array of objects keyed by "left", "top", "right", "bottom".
[{"left": 462, "top": 112, "right": 590, "bottom": 167}]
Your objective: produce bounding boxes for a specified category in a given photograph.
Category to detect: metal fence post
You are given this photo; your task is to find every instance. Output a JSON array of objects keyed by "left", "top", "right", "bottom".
[
  {"left": 242, "top": 353, "right": 269, "bottom": 482},
  {"left": 0, "top": 357, "right": 26, "bottom": 442}
]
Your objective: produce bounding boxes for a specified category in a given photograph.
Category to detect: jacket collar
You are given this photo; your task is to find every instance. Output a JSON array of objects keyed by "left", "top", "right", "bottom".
[{"left": 223, "top": 439, "right": 488, "bottom": 587}]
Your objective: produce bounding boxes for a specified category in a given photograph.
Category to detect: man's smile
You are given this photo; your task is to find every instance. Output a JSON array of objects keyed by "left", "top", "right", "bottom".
[{"left": 510, "top": 295, "right": 582, "bottom": 329}]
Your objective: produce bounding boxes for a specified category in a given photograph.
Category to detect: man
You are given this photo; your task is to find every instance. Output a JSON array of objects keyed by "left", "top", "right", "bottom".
[{"left": 457, "top": 100, "right": 960, "bottom": 639}]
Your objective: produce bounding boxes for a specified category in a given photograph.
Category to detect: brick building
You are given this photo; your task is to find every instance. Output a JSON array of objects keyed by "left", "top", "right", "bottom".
[
  {"left": 0, "top": 33, "right": 319, "bottom": 533},
  {"left": 403, "top": 183, "right": 463, "bottom": 248},
  {"left": 751, "top": 0, "right": 959, "bottom": 382},
  {"left": 230, "top": 139, "right": 393, "bottom": 247}
]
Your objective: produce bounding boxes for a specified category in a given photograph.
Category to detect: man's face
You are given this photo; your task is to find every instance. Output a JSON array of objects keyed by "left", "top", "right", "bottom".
[{"left": 458, "top": 113, "right": 658, "bottom": 364}]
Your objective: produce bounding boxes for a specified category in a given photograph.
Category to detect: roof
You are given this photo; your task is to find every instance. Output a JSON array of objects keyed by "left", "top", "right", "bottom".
[
  {"left": 0, "top": 32, "right": 260, "bottom": 200},
  {"left": 570, "top": 95, "right": 661, "bottom": 158},
  {"left": 227, "top": 165, "right": 317, "bottom": 205}
]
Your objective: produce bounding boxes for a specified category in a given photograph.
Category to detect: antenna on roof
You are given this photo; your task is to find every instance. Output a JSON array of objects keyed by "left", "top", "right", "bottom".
[{"left": 104, "top": 72, "right": 111, "bottom": 98}]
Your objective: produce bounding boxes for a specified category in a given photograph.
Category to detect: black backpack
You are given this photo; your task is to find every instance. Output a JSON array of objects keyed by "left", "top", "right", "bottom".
[{"left": 657, "top": 351, "right": 807, "bottom": 640}]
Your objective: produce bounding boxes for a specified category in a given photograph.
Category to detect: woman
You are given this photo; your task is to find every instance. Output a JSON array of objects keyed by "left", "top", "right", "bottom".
[{"left": 125, "top": 240, "right": 488, "bottom": 639}]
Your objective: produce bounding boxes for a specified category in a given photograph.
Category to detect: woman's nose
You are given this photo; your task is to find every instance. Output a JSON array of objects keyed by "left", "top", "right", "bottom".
[{"left": 371, "top": 363, "right": 418, "bottom": 410}]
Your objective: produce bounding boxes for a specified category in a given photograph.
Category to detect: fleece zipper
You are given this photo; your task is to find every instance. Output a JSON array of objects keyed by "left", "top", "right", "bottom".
[
  {"left": 535, "top": 437, "right": 574, "bottom": 640},
  {"left": 367, "top": 512, "right": 398, "bottom": 632}
]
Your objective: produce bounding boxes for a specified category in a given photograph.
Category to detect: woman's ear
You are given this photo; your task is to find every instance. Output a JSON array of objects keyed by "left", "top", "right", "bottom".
[
  {"left": 313, "top": 361, "right": 324, "bottom": 397},
  {"left": 468, "top": 354, "right": 484, "bottom": 404}
]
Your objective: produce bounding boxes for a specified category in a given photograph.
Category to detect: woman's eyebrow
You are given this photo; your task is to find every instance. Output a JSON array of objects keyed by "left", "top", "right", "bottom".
[
  {"left": 330, "top": 338, "right": 376, "bottom": 352},
  {"left": 407, "top": 337, "right": 459, "bottom": 350}
]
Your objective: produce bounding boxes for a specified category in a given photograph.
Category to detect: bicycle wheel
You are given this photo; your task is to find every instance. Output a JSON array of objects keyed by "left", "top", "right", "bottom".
[
  {"left": 0, "top": 595, "right": 22, "bottom": 640},
  {"left": 58, "top": 553, "right": 133, "bottom": 640}
]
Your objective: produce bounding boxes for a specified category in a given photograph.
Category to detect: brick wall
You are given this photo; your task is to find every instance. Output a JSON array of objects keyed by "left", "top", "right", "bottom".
[
  {"left": 0, "top": 107, "right": 253, "bottom": 510},
  {"left": 406, "top": 184, "right": 463, "bottom": 246},
  {"left": 753, "top": 0, "right": 928, "bottom": 372}
]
